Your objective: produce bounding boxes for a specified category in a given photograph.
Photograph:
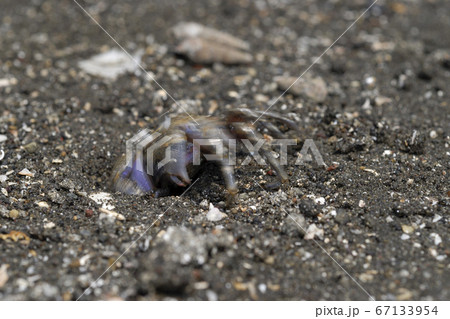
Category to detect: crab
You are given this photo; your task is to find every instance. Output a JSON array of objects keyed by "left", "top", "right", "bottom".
[{"left": 110, "top": 108, "right": 298, "bottom": 201}]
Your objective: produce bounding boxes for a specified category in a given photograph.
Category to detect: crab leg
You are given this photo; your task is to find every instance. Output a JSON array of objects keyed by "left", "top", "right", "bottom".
[
  {"left": 257, "top": 121, "right": 285, "bottom": 139},
  {"left": 185, "top": 121, "right": 239, "bottom": 198},
  {"left": 227, "top": 108, "right": 299, "bottom": 132}
]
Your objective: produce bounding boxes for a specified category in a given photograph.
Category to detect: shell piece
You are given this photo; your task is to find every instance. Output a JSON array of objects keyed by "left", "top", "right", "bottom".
[
  {"left": 274, "top": 76, "right": 328, "bottom": 102},
  {"left": 176, "top": 38, "right": 253, "bottom": 65},
  {"left": 171, "top": 22, "right": 250, "bottom": 51},
  {"left": 78, "top": 49, "right": 143, "bottom": 80}
]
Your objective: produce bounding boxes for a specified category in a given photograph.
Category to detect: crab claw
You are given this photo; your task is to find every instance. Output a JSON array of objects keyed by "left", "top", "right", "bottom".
[
  {"left": 110, "top": 155, "right": 155, "bottom": 195},
  {"left": 153, "top": 139, "right": 192, "bottom": 187},
  {"left": 169, "top": 174, "right": 189, "bottom": 187}
]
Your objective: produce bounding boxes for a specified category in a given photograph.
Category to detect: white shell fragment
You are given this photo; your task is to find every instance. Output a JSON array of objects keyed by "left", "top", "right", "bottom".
[
  {"left": 304, "top": 224, "right": 324, "bottom": 240},
  {"left": 172, "top": 22, "right": 250, "bottom": 51},
  {"left": 0, "top": 77, "right": 17, "bottom": 88},
  {"left": 0, "top": 264, "right": 9, "bottom": 289},
  {"left": 88, "top": 192, "right": 115, "bottom": 210},
  {"left": 36, "top": 201, "right": 50, "bottom": 209},
  {"left": 206, "top": 203, "right": 226, "bottom": 222},
  {"left": 274, "top": 75, "right": 328, "bottom": 102},
  {"left": 98, "top": 207, "right": 125, "bottom": 221},
  {"left": 18, "top": 168, "right": 34, "bottom": 177},
  {"left": 430, "top": 233, "right": 442, "bottom": 246},
  {"left": 44, "top": 221, "right": 56, "bottom": 229},
  {"left": 172, "top": 22, "right": 252, "bottom": 65},
  {"left": 78, "top": 49, "right": 143, "bottom": 80}
]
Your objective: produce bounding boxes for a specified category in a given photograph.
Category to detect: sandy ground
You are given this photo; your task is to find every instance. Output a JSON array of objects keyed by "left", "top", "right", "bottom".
[{"left": 0, "top": 0, "right": 448, "bottom": 300}]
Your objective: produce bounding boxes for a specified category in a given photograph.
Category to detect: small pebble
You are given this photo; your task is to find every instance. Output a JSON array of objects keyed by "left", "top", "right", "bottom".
[
  {"left": 0, "top": 78, "right": 17, "bottom": 87},
  {"left": 199, "top": 199, "right": 209, "bottom": 209},
  {"left": 314, "top": 197, "right": 325, "bottom": 205},
  {"left": 85, "top": 209, "right": 94, "bottom": 218},
  {"left": 193, "top": 281, "right": 209, "bottom": 290},
  {"left": 23, "top": 142, "right": 38, "bottom": 153},
  {"left": 374, "top": 96, "right": 392, "bottom": 106},
  {"left": 9, "top": 209, "right": 19, "bottom": 219},
  {"left": 282, "top": 213, "right": 307, "bottom": 236},
  {"left": 44, "top": 222, "right": 56, "bottom": 229},
  {"left": 401, "top": 224, "right": 414, "bottom": 234},
  {"left": 206, "top": 290, "right": 218, "bottom": 301},
  {"left": 430, "top": 233, "right": 442, "bottom": 246},
  {"left": 359, "top": 273, "right": 374, "bottom": 283},
  {"left": 304, "top": 224, "right": 324, "bottom": 240},
  {"left": 396, "top": 288, "right": 413, "bottom": 301},
  {"left": 238, "top": 193, "right": 249, "bottom": 201},
  {"left": 399, "top": 269, "right": 410, "bottom": 277},
  {"left": 364, "top": 76, "right": 376, "bottom": 88},
  {"left": 0, "top": 264, "right": 9, "bottom": 288},
  {"left": 258, "top": 283, "right": 267, "bottom": 294},
  {"left": 37, "top": 202, "right": 50, "bottom": 209},
  {"left": 400, "top": 234, "right": 410, "bottom": 240},
  {"left": 264, "top": 256, "right": 275, "bottom": 265},
  {"left": 274, "top": 75, "right": 328, "bottom": 102},
  {"left": 429, "top": 130, "right": 437, "bottom": 139}
]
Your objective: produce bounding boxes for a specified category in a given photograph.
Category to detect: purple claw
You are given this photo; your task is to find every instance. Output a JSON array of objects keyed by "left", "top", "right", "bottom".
[
  {"left": 112, "top": 156, "right": 155, "bottom": 195},
  {"left": 129, "top": 159, "right": 154, "bottom": 193}
]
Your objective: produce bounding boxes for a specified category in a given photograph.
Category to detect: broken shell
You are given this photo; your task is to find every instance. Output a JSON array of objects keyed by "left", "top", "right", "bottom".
[
  {"left": 176, "top": 37, "right": 253, "bottom": 65},
  {"left": 78, "top": 48, "right": 143, "bottom": 80},
  {"left": 18, "top": 168, "right": 34, "bottom": 177},
  {"left": 44, "top": 221, "right": 56, "bottom": 229},
  {"left": 171, "top": 22, "right": 250, "bottom": 51},
  {"left": 37, "top": 201, "right": 50, "bottom": 209},
  {"left": 274, "top": 76, "right": 328, "bottom": 102},
  {"left": 98, "top": 207, "right": 125, "bottom": 221}
]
